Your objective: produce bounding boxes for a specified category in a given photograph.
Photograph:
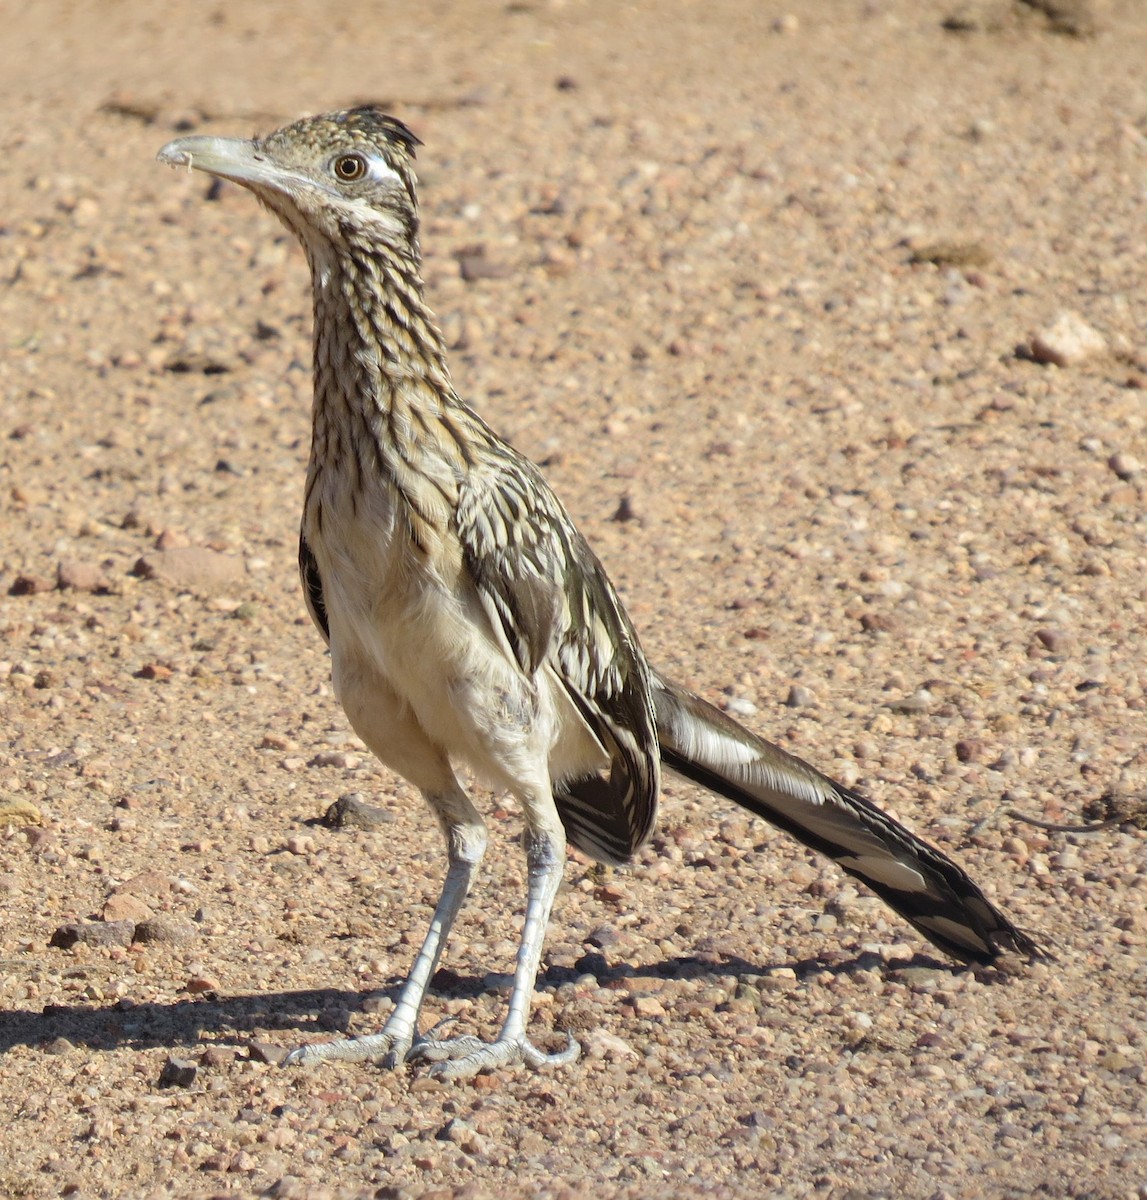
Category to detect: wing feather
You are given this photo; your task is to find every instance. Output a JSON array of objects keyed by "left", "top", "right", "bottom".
[{"left": 454, "top": 444, "right": 659, "bottom": 861}]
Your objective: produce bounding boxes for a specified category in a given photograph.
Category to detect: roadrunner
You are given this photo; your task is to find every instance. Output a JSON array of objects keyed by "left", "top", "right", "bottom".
[{"left": 158, "top": 108, "right": 1042, "bottom": 1080}]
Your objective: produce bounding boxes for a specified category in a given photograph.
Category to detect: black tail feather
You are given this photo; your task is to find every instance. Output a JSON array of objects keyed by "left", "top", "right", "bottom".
[{"left": 653, "top": 674, "right": 1046, "bottom": 965}]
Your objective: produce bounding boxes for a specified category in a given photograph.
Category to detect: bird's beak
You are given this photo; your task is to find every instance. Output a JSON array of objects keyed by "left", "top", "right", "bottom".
[{"left": 156, "top": 135, "right": 292, "bottom": 193}]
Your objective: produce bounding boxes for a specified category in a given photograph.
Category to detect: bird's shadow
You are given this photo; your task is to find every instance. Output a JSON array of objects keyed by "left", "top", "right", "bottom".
[{"left": 0, "top": 947, "right": 967, "bottom": 1057}]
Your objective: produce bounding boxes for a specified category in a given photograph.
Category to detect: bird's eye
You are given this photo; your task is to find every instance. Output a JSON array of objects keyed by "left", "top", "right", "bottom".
[{"left": 332, "top": 154, "right": 368, "bottom": 182}]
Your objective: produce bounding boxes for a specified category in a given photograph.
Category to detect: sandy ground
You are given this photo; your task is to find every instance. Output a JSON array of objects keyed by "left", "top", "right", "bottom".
[{"left": 2, "top": 1, "right": 1146, "bottom": 1196}]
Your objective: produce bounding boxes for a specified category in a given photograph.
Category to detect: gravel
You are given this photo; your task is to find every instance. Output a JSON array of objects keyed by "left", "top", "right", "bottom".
[{"left": 1, "top": 2, "right": 1145, "bottom": 1198}]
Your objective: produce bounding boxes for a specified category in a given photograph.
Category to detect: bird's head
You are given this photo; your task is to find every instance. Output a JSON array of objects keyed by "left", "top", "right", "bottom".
[{"left": 158, "top": 106, "right": 423, "bottom": 260}]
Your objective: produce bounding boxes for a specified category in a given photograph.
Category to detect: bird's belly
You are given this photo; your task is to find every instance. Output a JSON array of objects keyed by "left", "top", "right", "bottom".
[
  {"left": 329, "top": 582, "right": 595, "bottom": 790},
  {"left": 313, "top": 527, "right": 605, "bottom": 793}
]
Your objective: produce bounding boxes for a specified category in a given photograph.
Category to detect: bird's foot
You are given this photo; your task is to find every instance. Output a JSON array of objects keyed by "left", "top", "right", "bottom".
[
  {"left": 409, "top": 1029, "right": 580, "bottom": 1081},
  {"left": 282, "top": 1028, "right": 413, "bottom": 1069}
]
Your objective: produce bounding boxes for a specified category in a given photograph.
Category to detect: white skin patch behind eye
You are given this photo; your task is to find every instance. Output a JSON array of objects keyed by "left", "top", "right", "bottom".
[{"left": 364, "top": 156, "right": 404, "bottom": 188}]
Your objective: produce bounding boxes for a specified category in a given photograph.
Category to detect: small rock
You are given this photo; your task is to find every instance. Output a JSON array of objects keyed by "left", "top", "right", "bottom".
[
  {"left": 611, "top": 495, "right": 638, "bottom": 523},
  {"left": 56, "top": 560, "right": 110, "bottom": 594},
  {"left": 307, "top": 750, "right": 360, "bottom": 769},
  {"left": 43, "top": 1037, "right": 76, "bottom": 1055},
  {"left": 114, "top": 870, "right": 172, "bottom": 898},
  {"left": 1028, "top": 312, "right": 1106, "bottom": 367},
  {"left": 8, "top": 573, "right": 54, "bottom": 596},
  {"left": 457, "top": 249, "right": 510, "bottom": 282},
  {"left": 50, "top": 920, "right": 136, "bottom": 950},
  {"left": 725, "top": 696, "right": 758, "bottom": 717},
  {"left": 102, "top": 893, "right": 154, "bottom": 924},
  {"left": 133, "top": 547, "right": 246, "bottom": 589},
  {"left": 582, "top": 1029, "right": 638, "bottom": 1060},
  {"left": 897, "top": 966, "right": 943, "bottom": 988},
  {"left": 1035, "top": 627, "right": 1073, "bottom": 654},
  {"left": 632, "top": 995, "right": 666, "bottom": 1018},
  {"left": 1107, "top": 452, "right": 1142, "bottom": 481},
  {"left": 260, "top": 732, "right": 298, "bottom": 751},
  {"left": 133, "top": 917, "right": 198, "bottom": 946},
  {"left": 154, "top": 528, "right": 190, "bottom": 550},
  {"left": 785, "top": 684, "right": 815, "bottom": 708},
  {"left": 322, "top": 793, "right": 395, "bottom": 830},
  {"left": 185, "top": 974, "right": 220, "bottom": 994},
  {"left": 439, "top": 1116, "right": 475, "bottom": 1145},
  {"left": 158, "top": 1055, "right": 199, "bottom": 1088},
  {"left": 0, "top": 798, "right": 43, "bottom": 827},
  {"left": 955, "top": 739, "right": 987, "bottom": 764},
  {"left": 248, "top": 1041, "right": 291, "bottom": 1066},
  {"left": 860, "top": 611, "right": 902, "bottom": 635},
  {"left": 134, "top": 662, "right": 174, "bottom": 681},
  {"left": 908, "top": 240, "right": 992, "bottom": 269},
  {"left": 594, "top": 881, "right": 628, "bottom": 904},
  {"left": 200, "top": 1046, "right": 235, "bottom": 1068}
]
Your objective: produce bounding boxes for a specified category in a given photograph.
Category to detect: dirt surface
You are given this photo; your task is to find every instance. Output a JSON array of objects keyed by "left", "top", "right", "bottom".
[{"left": 2, "top": 1, "right": 1146, "bottom": 1196}]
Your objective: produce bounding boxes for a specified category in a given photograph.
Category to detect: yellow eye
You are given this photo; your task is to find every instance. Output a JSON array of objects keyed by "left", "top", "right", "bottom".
[{"left": 332, "top": 154, "right": 367, "bottom": 181}]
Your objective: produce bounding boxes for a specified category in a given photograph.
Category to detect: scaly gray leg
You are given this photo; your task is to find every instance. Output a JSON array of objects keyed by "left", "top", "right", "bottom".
[
  {"left": 284, "top": 787, "right": 486, "bottom": 1067},
  {"left": 411, "top": 824, "right": 580, "bottom": 1079}
]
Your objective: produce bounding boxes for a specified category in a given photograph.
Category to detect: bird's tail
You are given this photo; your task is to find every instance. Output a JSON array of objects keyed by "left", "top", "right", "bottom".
[{"left": 651, "top": 672, "right": 1045, "bottom": 964}]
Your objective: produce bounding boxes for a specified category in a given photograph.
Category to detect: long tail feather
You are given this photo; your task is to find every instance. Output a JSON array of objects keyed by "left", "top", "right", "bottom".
[{"left": 651, "top": 672, "right": 1045, "bottom": 964}]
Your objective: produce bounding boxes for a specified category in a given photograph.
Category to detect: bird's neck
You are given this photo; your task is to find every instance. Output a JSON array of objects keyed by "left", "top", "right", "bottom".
[
  {"left": 305, "top": 240, "right": 486, "bottom": 553},
  {"left": 310, "top": 238, "right": 453, "bottom": 403}
]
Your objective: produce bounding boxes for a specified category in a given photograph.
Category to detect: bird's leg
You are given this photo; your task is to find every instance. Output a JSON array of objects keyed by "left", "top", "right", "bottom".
[
  {"left": 412, "top": 820, "right": 579, "bottom": 1080},
  {"left": 284, "top": 786, "right": 486, "bottom": 1067}
]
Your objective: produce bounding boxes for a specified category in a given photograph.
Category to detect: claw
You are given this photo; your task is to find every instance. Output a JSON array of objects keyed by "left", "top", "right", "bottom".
[
  {"left": 413, "top": 1030, "right": 580, "bottom": 1081},
  {"left": 281, "top": 1030, "right": 414, "bottom": 1067}
]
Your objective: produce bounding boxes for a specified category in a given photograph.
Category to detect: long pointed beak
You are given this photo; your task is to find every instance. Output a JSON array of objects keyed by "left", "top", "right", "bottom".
[{"left": 156, "top": 135, "right": 292, "bottom": 192}]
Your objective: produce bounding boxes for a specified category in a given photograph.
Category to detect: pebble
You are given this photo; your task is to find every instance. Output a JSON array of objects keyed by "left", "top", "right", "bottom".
[
  {"left": 308, "top": 750, "right": 361, "bottom": 769},
  {"left": 184, "top": 974, "right": 221, "bottom": 994},
  {"left": 784, "top": 685, "right": 815, "bottom": 708},
  {"left": 133, "top": 916, "right": 198, "bottom": 946},
  {"left": 1035, "top": 627, "right": 1073, "bottom": 654},
  {"left": 322, "top": 793, "right": 395, "bottom": 829},
  {"left": 582, "top": 1029, "right": 638, "bottom": 1060},
  {"left": 132, "top": 547, "right": 247, "bottom": 589},
  {"left": 114, "top": 870, "right": 172, "bottom": 898},
  {"left": 8, "top": 573, "right": 54, "bottom": 596},
  {"left": 248, "top": 1041, "right": 291, "bottom": 1066},
  {"left": 50, "top": 920, "right": 136, "bottom": 950},
  {"left": 158, "top": 1056, "right": 198, "bottom": 1088},
  {"left": 1107, "top": 451, "right": 1142, "bottom": 481},
  {"left": 1028, "top": 311, "right": 1107, "bottom": 367},
  {"left": 632, "top": 995, "right": 667, "bottom": 1018},
  {"left": 102, "top": 893, "right": 154, "bottom": 924},
  {"left": 457, "top": 249, "right": 510, "bottom": 282},
  {"left": 260, "top": 732, "right": 299, "bottom": 751},
  {"left": 955, "top": 739, "right": 987, "bottom": 763},
  {"left": 0, "top": 798, "right": 43, "bottom": 827},
  {"left": 56, "top": 559, "right": 110, "bottom": 593}
]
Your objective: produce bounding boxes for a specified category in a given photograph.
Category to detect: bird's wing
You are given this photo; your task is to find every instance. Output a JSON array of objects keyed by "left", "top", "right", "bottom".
[
  {"left": 454, "top": 447, "right": 660, "bottom": 864},
  {"left": 299, "top": 533, "right": 330, "bottom": 644}
]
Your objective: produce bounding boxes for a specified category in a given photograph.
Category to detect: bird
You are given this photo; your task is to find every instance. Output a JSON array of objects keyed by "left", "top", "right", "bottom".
[{"left": 157, "top": 107, "right": 1043, "bottom": 1080}]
